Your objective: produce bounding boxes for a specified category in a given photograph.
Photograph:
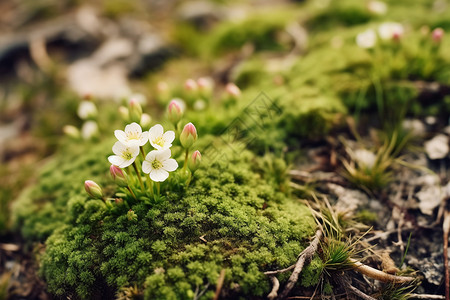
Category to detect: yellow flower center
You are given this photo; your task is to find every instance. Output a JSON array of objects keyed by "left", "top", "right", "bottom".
[
  {"left": 122, "top": 151, "right": 133, "bottom": 160},
  {"left": 152, "top": 159, "right": 163, "bottom": 169},
  {"left": 153, "top": 136, "right": 165, "bottom": 147}
]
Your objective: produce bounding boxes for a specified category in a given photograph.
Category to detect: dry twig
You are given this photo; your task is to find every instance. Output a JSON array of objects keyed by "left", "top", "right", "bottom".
[
  {"left": 267, "top": 276, "right": 280, "bottom": 300},
  {"left": 409, "top": 294, "right": 445, "bottom": 299},
  {"left": 213, "top": 269, "right": 226, "bottom": 300},
  {"left": 278, "top": 229, "right": 323, "bottom": 299},
  {"left": 350, "top": 258, "right": 414, "bottom": 283}
]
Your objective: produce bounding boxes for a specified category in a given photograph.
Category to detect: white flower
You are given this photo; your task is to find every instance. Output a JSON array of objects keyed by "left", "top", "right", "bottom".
[
  {"left": 356, "top": 29, "right": 377, "bottom": 49},
  {"left": 108, "top": 141, "right": 139, "bottom": 168},
  {"left": 77, "top": 101, "right": 97, "bottom": 119},
  {"left": 378, "top": 22, "right": 404, "bottom": 40},
  {"left": 81, "top": 121, "right": 99, "bottom": 140},
  {"left": 142, "top": 149, "right": 178, "bottom": 182},
  {"left": 148, "top": 124, "right": 175, "bottom": 150},
  {"left": 114, "top": 122, "right": 149, "bottom": 147},
  {"left": 368, "top": 1, "right": 387, "bottom": 15}
]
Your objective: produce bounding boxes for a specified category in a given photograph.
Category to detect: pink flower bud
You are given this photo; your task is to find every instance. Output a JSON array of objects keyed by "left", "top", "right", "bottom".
[
  {"left": 84, "top": 180, "right": 103, "bottom": 199},
  {"left": 197, "top": 77, "right": 213, "bottom": 93},
  {"left": 110, "top": 165, "right": 128, "bottom": 187},
  {"left": 225, "top": 83, "right": 241, "bottom": 98},
  {"left": 184, "top": 79, "right": 198, "bottom": 92},
  {"left": 432, "top": 28, "right": 444, "bottom": 43},
  {"left": 180, "top": 122, "right": 198, "bottom": 149},
  {"left": 188, "top": 150, "right": 202, "bottom": 171},
  {"left": 129, "top": 98, "right": 143, "bottom": 123},
  {"left": 168, "top": 99, "right": 184, "bottom": 124},
  {"left": 140, "top": 113, "right": 152, "bottom": 129},
  {"left": 118, "top": 106, "right": 129, "bottom": 121}
]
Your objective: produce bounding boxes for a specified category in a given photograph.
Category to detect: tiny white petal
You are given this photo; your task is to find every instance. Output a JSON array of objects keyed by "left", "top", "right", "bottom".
[
  {"left": 150, "top": 169, "right": 169, "bottom": 182},
  {"left": 142, "top": 160, "right": 152, "bottom": 174},
  {"left": 163, "top": 131, "right": 175, "bottom": 145},
  {"left": 156, "top": 149, "right": 171, "bottom": 161},
  {"left": 145, "top": 150, "right": 158, "bottom": 162},
  {"left": 108, "top": 155, "right": 126, "bottom": 167},
  {"left": 163, "top": 159, "right": 178, "bottom": 172},
  {"left": 125, "top": 122, "right": 142, "bottom": 135},
  {"left": 149, "top": 124, "right": 164, "bottom": 141},
  {"left": 119, "top": 158, "right": 135, "bottom": 168},
  {"left": 112, "top": 141, "right": 127, "bottom": 155},
  {"left": 130, "top": 145, "right": 140, "bottom": 157},
  {"left": 139, "top": 131, "right": 149, "bottom": 146},
  {"left": 114, "top": 130, "right": 127, "bottom": 144}
]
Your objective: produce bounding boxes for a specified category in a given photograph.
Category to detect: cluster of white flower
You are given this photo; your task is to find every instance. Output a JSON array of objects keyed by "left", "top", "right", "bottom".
[
  {"left": 108, "top": 122, "right": 179, "bottom": 182},
  {"left": 356, "top": 22, "right": 404, "bottom": 49}
]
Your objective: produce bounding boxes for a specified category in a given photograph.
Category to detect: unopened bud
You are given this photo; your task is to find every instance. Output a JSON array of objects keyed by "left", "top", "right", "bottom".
[
  {"left": 140, "top": 113, "right": 152, "bottom": 129},
  {"left": 129, "top": 98, "right": 143, "bottom": 123},
  {"left": 115, "top": 198, "right": 124, "bottom": 205},
  {"left": 118, "top": 106, "right": 129, "bottom": 121},
  {"left": 184, "top": 79, "right": 198, "bottom": 92},
  {"left": 188, "top": 150, "right": 202, "bottom": 171},
  {"left": 81, "top": 121, "right": 99, "bottom": 140},
  {"left": 77, "top": 101, "right": 97, "bottom": 120},
  {"left": 127, "top": 209, "right": 138, "bottom": 221},
  {"left": 180, "top": 122, "right": 198, "bottom": 149},
  {"left": 168, "top": 99, "right": 184, "bottom": 124},
  {"left": 197, "top": 77, "right": 213, "bottom": 96},
  {"left": 110, "top": 165, "right": 128, "bottom": 187},
  {"left": 63, "top": 125, "right": 80, "bottom": 139},
  {"left": 84, "top": 180, "right": 103, "bottom": 199},
  {"left": 432, "top": 27, "right": 444, "bottom": 43},
  {"left": 225, "top": 83, "right": 241, "bottom": 98}
]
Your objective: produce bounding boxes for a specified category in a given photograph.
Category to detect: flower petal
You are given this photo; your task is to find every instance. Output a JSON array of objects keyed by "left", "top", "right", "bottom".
[
  {"left": 163, "top": 131, "right": 175, "bottom": 145},
  {"left": 139, "top": 131, "right": 149, "bottom": 146},
  {"left": 129, "top": 145, "right": 140, "bottom": 157},
  {"left": 149, "top": 124, "right": 163, "bottom": 141},
  {"left": 112, "top": 141, "right": 127, "bottom": 155},
  {"left": 119, "top": 158, "right": 134, "bottom": 168},
  {"left": 156, "top": 148, "right": 171, "bottom": 161},
  {"left": 150, "top": 169, "right": 169, "bottom": 182},
  {"left": 142, "top": 160, "right": 152, "bottom": 174},
  {"left": 108, "top": 155, "right": 126, "bottom": 166},
  {"left": 145, "top": 150, "right": 158, "bottom": 162},
  {"left": 162, "top": 158, "right": 178, "bottom": 172},
  {"left": 125, "top": 122, "right": 142, "bottom": 135},
  {"left": 114, "top": 130, "right": 127, "bottom": 144}
]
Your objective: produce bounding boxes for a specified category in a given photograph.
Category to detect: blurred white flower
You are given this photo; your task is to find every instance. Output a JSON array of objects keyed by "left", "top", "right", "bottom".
[
  {"left": 356, "top": 29, "right": 377, "bottom": 49},
  {"left": 368, "top": 1, "right": 387, "bottom": 15},
  {"left": 378, "top": 22, "right": 404, "bottom": 40},
  {"left": 148, "top": 124, "right": 175, "bottom": 150},
  {"left": 77, "top": 101, "right": 97, "bottom": 119},
  {"left": 115, "top": 122, "right": 149, "bottom": 147},
  {"left": 142, "top": 149, "right": 178, "bottom": 182},
  {"left": 81, "top": 121, "right": 99, "bottom": 140},
  {"left": 108, "top": 141, "right": 139, "bottom": 168}
]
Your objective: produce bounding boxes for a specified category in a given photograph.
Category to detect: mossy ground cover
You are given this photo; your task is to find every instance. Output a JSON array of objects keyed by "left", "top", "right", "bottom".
[{"left": 13, "top": 136, "right": 316, "bottom": 298}]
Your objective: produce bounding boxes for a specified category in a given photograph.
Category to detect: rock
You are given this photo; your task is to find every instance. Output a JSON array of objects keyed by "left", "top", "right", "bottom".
[
  {"left": 402, "top": 119, "right": 426, "bottom": 136},
  {"left": 417, "top": 185, "right": 442, "bottom": 215},
  {"left": 326, "top": 183, "right": 370, "bottom": 213},
  {"left": 67, "top": 59, "right": 130, "bottom": 100},
  {"left": 424, "top": 134, "right": 449, "bottom": 160}
]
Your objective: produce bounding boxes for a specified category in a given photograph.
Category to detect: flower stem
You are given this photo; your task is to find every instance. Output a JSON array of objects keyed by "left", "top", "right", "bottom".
[
  {"left": 126, "top": 186, "right": 137, "bottom": 200},
  {"left": 132, "top": 161, "right": 145, "bottom": 191},
  {"left": 145, "top": 173, "right": 154, "bottom": 198},
  {"left": 183, "top": 149, "right": 189, "bottom": 171},
  {"left": 156, "top": 182, "right": 160, "bottom": 198},
  {"left": 140, "top": 146, "right": 146, "bottom": 160}
]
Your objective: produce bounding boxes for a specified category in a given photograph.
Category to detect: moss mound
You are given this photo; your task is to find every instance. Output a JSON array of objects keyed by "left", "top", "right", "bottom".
[{"left": 13, "top": 138, "right": 315, "bottom": 298}]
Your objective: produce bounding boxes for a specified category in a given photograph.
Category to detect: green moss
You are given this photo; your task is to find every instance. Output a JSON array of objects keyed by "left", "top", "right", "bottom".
[{"left": 14, "top": 137, "right": 315, "bottom": 298}]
